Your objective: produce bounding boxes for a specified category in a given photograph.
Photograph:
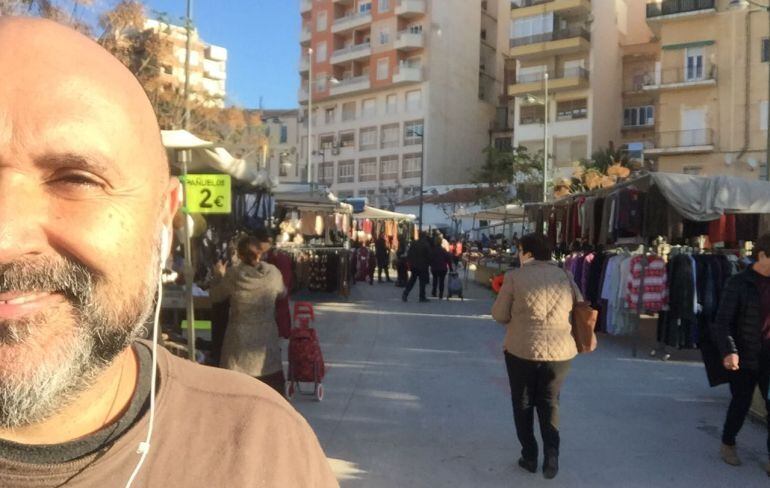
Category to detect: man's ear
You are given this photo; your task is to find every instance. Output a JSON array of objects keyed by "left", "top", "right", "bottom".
[{"left": 164, "top": 177, "right": 182, "bottom": 230}]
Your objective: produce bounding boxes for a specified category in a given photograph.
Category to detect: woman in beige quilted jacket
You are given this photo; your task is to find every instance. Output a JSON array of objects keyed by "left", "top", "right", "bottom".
[{"left": 491, "top": 233, "right": 582, "bottom": 480}]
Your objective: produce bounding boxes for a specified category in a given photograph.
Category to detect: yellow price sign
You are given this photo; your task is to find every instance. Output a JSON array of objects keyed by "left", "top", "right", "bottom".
[{"left": 183, "top": 174, "right": 232, "bottom": 214}]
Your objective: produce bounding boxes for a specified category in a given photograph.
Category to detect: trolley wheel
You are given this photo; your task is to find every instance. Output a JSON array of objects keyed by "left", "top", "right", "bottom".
[
  {"left": 315, "top": 384, "right": 324, "bottom": 402},
  {"left": 286, "top": 382, "right": 296, "bottom": 400}
]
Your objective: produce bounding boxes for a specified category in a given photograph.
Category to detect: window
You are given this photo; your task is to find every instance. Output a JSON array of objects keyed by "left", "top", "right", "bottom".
[
  {"left": 359, "top": 158, "right": 377, "bottom": 182},
  {"left": 685, "top": 46, "right": 704, "bottom": 81},
  {"left": 512, "top": 13, "right": 553, "bottom": 41},
  {"left": 763, "top": 38, "right": 770, "bottom": 63},
  {"left": 325, "top": 106, "right": 336, "bottom": 124},
  {"left": 280, "top": 125, "right": 288, "bottom": 144},
  {"left": 340, "top": 130, "right": 355, "bottom": 148},
  {"left": 316, "top": 74, "right": 327, "bottom": 92},
  {"left": 381, "top": 123, "right": 400, "bottom": 148},
  {"left": 404, "top": 120, "right": 424, "bottom": 146},
  {"left": 408, "top": 23, "right": 423, "bottom": 34},
  {"left": 403, "top": 154, "right": 422, "bottom": 179},
  {"left": 362, "top": 98, "right": 377, "bottom": 119},
  {"left": 360, "top": 127, "right": 378, "bottom": 150},
  {"left": 317, "top": 11, "right": 327, "bottom": 31},
  {"left": 494, "top": 137, "right": 513, "bottom": 151},
  {"left": 379, "top": 0, "right": 390, "bottom": 12},
  {"left": 342, "top": 102, "right": 356, "bottom": 122},
  {"left": 377, "top": 58, "right": 390, "bottom": 80},
  {"left": 380, "top": 27, "right": 391, "bottom": 45},
  {"left": 623, "top": 106, "right": 655, "bottom": 127},
  {"left": 683, "top": 166, "right": 702, "bottom": 176},
  {"left": 554, "top": 136, "right": 587, "bottom": 164},
  {"left": 379, "top": 187, "right": 398, "bottom": 208},
  {"left": 317, "top": 41, "right": 327, "bottom": 63},
  {"left": 405, "top": 90, "right": 422, "bottom": 113},
  {"left": 762, "top": 164, "right": 769, "bottom": 180},
  {"left": 386, "top": 94, "right": 398, "bottom": 114},
  {"left": 279, "top": 153, "right": 289, "bottom": 177},
  {"left": 338, "top": 160, "right": 355, "bottom": 183},
  {"left": 359, "top": 1, "right": 372, "bottom": 13},
  {"left": 761, "top": 101, "right": 768, "bottom": 131},
  {"left": 520, "top": 105, "right": 544, "bottom": 125},
  {"left": 337, "top": 191, "right": 355, "bottom": 199},
  {"left": 556, "top": 99, "right": 587, "bottom": 121},
  {"left": 380, "top": 156, "right": 399, "bottom": 180},
  {"left": 319, "top": 134, "right": 336, "bottom": 150},
  {"left": 320, "top": 162, "right": 334, "bottom": 184}
]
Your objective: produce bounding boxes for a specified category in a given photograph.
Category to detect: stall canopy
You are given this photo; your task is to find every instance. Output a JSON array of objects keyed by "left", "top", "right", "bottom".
[
  {"left": 650, "top": 173, "right": 770, "bottom": 221},
  {"left": 455, "top": 204, "right": 526, "bottom": 222},
  {"left": 355, "top": 206, "right": 415, "bottom": 221},
  {"left": 275, "top": 190, "right": 353, "bottom": 214},
  {"left": 162, "top": 130, "right": 271, "bottom": 187}
]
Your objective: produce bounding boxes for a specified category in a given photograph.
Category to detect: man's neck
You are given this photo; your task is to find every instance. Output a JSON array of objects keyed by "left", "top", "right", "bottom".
[{"left": 0, "top": 347, "right": 138, "bottom": 445}]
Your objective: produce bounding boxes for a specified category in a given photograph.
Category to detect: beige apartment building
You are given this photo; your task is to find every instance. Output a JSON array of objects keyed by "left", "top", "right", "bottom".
[
  {"left": 299, "top": 0, "right": 508, "bottom": 205},
  {"left": 507, "top": 0, "right": 654, "bottom": 178},
  {"left": 144, "top": 19, "right": 228, "bottom": 108},
  {"left": 628, "top": 0, "right": 769, "bottom": 179}
]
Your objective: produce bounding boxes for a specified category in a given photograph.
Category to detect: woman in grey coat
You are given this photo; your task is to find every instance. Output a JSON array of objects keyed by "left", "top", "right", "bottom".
[{"left": 211, "top": 235, "right": 287, "bottom": 396}]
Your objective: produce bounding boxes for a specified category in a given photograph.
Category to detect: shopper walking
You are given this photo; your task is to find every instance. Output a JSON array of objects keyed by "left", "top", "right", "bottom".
[
  {"left": 375, "top": 233, "right": 392, "bottom": 283},
  {"left": 430, "top": 242, "right": 454, "bottom": 299},
  {"left": 403, "top": 232, "right": 431, "bottom": 302},
  {"left": 491, "top": 233, "right": 581, "bottom": 480},
  {"left": 211, "top": 235, "right": 287, "bottom": 397},
  {"left": 711, "top": 233, "right": 770, "bottom": 473}
]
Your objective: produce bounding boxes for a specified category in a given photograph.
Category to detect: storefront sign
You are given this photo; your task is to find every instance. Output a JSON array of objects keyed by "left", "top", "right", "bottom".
[{"left": 182, "top": 174, "right": 231, "bottom": 214}]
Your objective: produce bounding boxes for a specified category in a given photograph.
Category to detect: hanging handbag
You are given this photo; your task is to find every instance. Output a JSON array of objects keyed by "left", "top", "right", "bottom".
[{"left": 564, "top": 269, "right": 598, "bottom": 354}]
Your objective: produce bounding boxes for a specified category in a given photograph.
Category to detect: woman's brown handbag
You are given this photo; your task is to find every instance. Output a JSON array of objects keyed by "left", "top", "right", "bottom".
[{"left": 564, "top": 270, "right": 598, "bottom": 353}]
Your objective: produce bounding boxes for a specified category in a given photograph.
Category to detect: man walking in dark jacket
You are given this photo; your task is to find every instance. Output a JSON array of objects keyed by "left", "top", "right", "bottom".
[
  {"left": 403, "top": 233, "right": 431, "bottom": 302},
  {"left": 375, "top": 233, "right": 392, "bottom": 283},
  {"left": 711, "top": 233, "right": 770, "bottom": 473}
]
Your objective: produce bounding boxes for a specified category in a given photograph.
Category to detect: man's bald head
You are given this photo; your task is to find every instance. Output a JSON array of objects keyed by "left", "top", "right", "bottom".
[{"left": 0, "top": 16, "right": 167, "bottom": 179}]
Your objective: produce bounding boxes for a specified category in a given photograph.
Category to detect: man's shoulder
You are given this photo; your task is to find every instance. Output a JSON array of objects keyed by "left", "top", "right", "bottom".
[{"left": 156, "top": 345, "right": 300, "bottom": 422}]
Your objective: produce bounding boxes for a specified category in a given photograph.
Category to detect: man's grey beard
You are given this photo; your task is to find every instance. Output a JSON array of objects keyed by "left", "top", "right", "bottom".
[{"left": 0, "top": 250, "right": 159, "bottom": 429}]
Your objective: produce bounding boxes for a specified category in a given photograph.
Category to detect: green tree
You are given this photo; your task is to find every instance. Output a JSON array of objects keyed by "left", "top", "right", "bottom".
[{"left": 474, "top": 145, "right": 545, "bottom": 206}]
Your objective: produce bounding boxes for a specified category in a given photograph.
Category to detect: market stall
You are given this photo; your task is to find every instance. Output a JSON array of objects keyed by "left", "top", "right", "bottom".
[{"left": 523, "top": 172, "right": 770, "bottom": 359}]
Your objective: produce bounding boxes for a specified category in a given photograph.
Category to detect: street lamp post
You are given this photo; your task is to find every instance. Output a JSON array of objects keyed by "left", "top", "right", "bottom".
[
  {"left": 182, "top": 0, "right": 193, "bottom": 130},
  {"left": 307, "top": 47, "right": 314, "bottom": 190},
  {"left": 543, "top": 72, "right": 549, "bottom": 202},
  {"left": 417, "top": 127, "right": 425, "bottom": 232}
]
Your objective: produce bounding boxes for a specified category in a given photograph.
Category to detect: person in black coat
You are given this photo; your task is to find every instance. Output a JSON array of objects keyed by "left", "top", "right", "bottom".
[
  {"left": 430, "top": 243, "right": 454, "bottom": 299},
  {"left": 710, "top": 233, "right": 770, "bottom": 471},
  {"left": 375, "top": 233, "right": 391, "bottom": 283},
  {"left": 403, "top": 232, "right": 431, "bottom": 302}
]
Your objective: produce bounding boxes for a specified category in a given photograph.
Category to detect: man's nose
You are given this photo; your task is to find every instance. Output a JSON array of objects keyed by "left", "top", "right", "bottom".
[{"left": 0, "top": 171, "right": 47, "bottom": 262}]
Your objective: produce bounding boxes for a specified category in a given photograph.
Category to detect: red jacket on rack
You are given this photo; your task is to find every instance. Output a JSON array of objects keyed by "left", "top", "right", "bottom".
[{"left": 265, "top": 249, "right": 293, "bottom": 339}]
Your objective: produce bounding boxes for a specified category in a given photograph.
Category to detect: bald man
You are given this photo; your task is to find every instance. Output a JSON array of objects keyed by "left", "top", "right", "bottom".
[{"left": 0, "top": 17, "right": 338, "bottom": 487}]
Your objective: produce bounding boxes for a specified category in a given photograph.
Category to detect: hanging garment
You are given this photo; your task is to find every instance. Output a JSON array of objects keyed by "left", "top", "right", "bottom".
[
  {"left": 643, "top": 185, "right": 670, "bottom": 240},
  {"left": 735, "top": 214, "right": 760, "bottom": 241},
  {"left": 625, "top": 255, "right": 668, "bottom": 313},
  {"left": 708, "top": 215, "right": 737, "bottom": 248},
  {"left": 615, "top": 189, "right": 645, "bottom": 238}
]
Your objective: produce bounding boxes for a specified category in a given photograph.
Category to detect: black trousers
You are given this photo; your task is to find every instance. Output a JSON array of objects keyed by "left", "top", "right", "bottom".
[
  {"left": 404, "top": 269, "right": 429, "bottom": 300},
  {"left": 431, "top": 269, "right": 448, "bottom": 298},
  {"left": 504, "top": 351, "right": 571, "bottom": 461},
  {"left": 722, "top": 357, "right": 770, "bottom": 453},
  {"left": 377, "top": 262, "right": 391, "bottom": 282}
]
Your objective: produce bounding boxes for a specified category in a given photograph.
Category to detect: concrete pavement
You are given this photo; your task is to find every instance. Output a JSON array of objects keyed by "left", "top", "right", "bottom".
[{"left": 289, "top": 278, "right": 769, "bottom": 487}]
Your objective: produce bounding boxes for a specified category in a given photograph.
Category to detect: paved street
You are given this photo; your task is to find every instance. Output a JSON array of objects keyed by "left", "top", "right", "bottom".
[{"left": 289, "top": 278, "right": 769, "bottom": 487}]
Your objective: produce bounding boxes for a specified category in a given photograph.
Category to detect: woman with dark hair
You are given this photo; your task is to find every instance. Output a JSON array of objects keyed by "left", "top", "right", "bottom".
[
  {"left": 211, "top": 235, "right": 287, "bottom": 396},
  {"left": 491, "top": 233, "right": 581, "bottom": 480}
]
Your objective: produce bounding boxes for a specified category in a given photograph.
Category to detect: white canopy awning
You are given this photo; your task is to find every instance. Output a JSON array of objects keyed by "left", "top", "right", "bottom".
[
  {"left": 455, "top": 204, "right": 526, "bottom": 222},
  {"left": 161, "top": 130, "right": 271, "bottom": 187},
  {"left": 354, "top": 206, "right": 415, "bottom": 221},
  {"left": 275, "top": 191, "right": 353, "bottom": 214}
]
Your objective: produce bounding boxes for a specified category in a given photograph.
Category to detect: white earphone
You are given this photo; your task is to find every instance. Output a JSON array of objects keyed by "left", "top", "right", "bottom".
[{"left": 125, "top": 226, "right": 168, "bottom": 487}]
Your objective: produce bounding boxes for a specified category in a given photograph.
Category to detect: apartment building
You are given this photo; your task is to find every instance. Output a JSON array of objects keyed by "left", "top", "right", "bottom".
[
  {"left": 507, "top": 0, "right": 652, "bottom": 177},
  {"left": 144, "top": 19, "right": 228, "bottom": 108},
  {"left": 299, "top": 0, "right": 507, "bottom": 207},
  {"left": 261, "top": 109, "right": 304, "bottom": 184},
  {"left": 631, "top": 0, "right": 769, "bottom": 179}
]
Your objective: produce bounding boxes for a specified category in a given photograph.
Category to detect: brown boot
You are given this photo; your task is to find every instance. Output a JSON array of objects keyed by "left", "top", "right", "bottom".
[{"left": 720, "top": 444, "right": 742, "bottom": 466}]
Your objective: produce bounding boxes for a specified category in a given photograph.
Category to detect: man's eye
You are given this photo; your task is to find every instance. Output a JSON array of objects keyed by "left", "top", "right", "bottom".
[{"left": 52, "top": 174, "right": 104, "bottom": 188}]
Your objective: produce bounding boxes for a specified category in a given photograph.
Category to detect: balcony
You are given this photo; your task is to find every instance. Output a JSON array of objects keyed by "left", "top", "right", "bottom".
[
  {"left": 300, "top": 0, "right": 312, "bottom": 14},
  {"left": 298, "top": 88, "right": 308, "bottom": 103},
  {"left": 332, "top": 11, "right": 373, "bottom": 34},
  {"left": 395, "top": 31, "right": 424, "bottom": 51},
  {"left": 396, "top": 0, "right": 426, "bottom": 18},
  {"left": 643, "top": 66, "right": 717, "bottom": 91},
  {"left": 508, "top": 67, "right": 589, "bottom": 96},
  {"left": 645, "top": 129, "right": 714, "bottom": 155},
  {"left": 300, "top": 27, "right": 311, "bottom": 43},
  {"left": 393, "top": 65, "right": 424, "bottom": 84},
  {"left": 330, "top": 74, "right": 371, "bottom": 96},
  {"left": 299, "top": 56, "right": 309, "bottom": 73},
  {"left": 511, "top": 0, "right": 591, "bottom": 19},
  {"left": 646, "top": 0, "right": 715, "bottom": 20},
  {"left": 330, "top": 42, "right": 372, "bottom": 64},
  {"left": 509, "top": 25, "right": 591, "bottom": 59}
]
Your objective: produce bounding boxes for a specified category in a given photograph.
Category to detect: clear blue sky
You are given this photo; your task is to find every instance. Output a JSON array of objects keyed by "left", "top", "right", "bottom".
[{"left": 143, "top": 0, "right": 300, "bottom": 109}]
